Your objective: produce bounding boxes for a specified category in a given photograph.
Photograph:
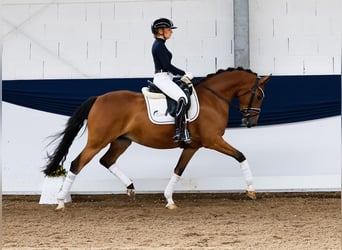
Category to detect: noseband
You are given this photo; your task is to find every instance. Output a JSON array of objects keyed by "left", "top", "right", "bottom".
[{"left": 201, "top": 77, "right": 265, "bottom": 117}]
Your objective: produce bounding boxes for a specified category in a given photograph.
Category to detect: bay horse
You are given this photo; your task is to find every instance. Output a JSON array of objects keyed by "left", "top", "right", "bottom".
[{"left": 43, "top": 67, "right": 271, "bottom": 211}]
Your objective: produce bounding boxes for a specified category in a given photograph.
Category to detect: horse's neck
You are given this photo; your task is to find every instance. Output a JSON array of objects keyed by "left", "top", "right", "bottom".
[{"left": 202, "top": 72, "right": 242, "bottom": 99}]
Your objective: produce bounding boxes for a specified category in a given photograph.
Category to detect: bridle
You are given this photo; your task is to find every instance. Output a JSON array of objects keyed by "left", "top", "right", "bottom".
[
  {"left": 200, "top": 77, "right": 265, "bottom": 118},
  {"left": 239, "top": 77, "right": 265, "bottom": 118}
]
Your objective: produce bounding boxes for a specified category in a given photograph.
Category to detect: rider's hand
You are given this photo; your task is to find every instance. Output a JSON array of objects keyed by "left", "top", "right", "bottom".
[{"left": 181, "top": 72, "right": 193, "bottom": 86}]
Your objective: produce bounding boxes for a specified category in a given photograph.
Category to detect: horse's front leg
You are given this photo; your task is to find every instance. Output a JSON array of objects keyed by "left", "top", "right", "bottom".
[
  {"left": 205, "top": 136, "right": 256, "bottom": 200},
  {"left": 164, "top": 147, "right": 198, "bottom": 209},
  {"left": 240, "top": 160, "right": 256, "bottom": 199}
]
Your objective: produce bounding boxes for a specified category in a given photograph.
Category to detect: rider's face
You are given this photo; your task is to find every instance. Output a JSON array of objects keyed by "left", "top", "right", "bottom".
[{"left": 162, "top": 28, "right": 173, "bottom": 40}]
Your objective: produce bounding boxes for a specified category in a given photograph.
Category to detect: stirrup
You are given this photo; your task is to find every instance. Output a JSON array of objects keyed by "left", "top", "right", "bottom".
[
  {"left": 182, "top": 128, "right": 192, "bottom": 144},
  {"left": 173, "top": 131, "right": 182, "bottom": 143},
  {"left": 173, "top": 129, "right": 192, "bottom": 144}
]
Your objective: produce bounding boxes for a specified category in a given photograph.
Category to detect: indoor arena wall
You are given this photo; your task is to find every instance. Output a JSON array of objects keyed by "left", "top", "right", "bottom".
[{"left": 2, "top": 0, "right": 341, "bottom": 194}]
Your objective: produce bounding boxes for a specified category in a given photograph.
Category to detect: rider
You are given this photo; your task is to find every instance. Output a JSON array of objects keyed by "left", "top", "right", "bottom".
[{"left": 151, "top": 17, "right": 193, "bottom": 144}]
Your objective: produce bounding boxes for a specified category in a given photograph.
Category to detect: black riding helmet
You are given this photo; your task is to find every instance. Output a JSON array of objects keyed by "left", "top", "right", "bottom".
[{"left": 151, "top": 18, "right": 177, "bottom": 34}]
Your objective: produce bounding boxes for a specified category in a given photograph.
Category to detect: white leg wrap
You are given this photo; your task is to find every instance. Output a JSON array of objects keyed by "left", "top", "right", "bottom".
[
  {"left": 109, "top": 164, "right": 132, "bottom": 187},
  {"left": 57, "top": 171, "right": 76, "bottom": 201},
  {"left": 164, "top": 173, "right": 180, "bottom": 206},
  {"left": 240, "top": 160, "right": 254, "bottom": 190}
]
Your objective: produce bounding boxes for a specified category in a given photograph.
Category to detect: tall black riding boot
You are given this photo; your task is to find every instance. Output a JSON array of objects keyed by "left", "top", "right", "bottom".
[
  {"left": 173, "top": 98, "right": 186, "bottom": 143},
  {"left": 173, "top": 98, "right": 191, "bottom": 144}
]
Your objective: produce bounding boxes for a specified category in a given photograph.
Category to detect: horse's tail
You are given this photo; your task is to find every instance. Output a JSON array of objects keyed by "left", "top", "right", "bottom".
[{"left": 43, "top": 96, "right": 97, "bottom": 176}]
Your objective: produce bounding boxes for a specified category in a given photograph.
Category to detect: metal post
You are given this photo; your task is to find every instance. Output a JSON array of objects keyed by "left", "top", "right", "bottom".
[{"left": 233, "top": 0, "right": 250, "bottom": 68}]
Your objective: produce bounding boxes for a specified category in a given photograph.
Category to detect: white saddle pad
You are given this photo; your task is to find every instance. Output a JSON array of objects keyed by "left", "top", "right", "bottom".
[{"left": 142, "top": 87, "right": 200, "bottom": 125}]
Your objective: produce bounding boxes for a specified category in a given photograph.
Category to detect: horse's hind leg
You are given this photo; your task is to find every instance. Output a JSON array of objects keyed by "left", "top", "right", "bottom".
[
  {"left": 99, "top": 138, "right": 135, "bottom": 200},
  {"left": 56, "top": 143, "right": 105, "bottom": 211}
]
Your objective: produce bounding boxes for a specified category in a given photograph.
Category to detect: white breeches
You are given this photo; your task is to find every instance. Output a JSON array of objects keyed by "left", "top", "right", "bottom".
[{"left": 153, "top": 72, "right": 188, "bottom": 103}]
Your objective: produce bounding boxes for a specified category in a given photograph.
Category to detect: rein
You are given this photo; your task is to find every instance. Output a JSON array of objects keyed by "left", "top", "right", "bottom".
[
  {"left": 199, "top": 77, "right": 264, "bottom": 116},
  {"left": 201, "top": 84, "right": 231, "bottom": 106}
]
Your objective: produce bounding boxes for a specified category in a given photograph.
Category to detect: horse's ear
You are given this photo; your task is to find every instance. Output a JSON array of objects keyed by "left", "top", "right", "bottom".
[{"left": 259, "top": 74, "right": 272, "bottom": 86}]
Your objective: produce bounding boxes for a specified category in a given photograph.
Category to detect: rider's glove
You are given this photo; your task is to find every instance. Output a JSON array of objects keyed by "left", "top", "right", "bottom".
[{"left": 181, "top": 72, "right": 194, "bottom": 86}]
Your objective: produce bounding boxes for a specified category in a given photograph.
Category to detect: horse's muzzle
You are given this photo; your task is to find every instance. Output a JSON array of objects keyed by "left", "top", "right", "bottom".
[{"left": 241, "top": 114, "right": 259, "bottom": 128}]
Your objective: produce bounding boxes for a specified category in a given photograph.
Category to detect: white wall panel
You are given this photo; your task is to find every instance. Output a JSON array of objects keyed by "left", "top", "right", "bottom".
[
  {"left": 59, "top": 39, "right": 86, "bottom": 60},
  {"left": 2, "top": 0, "right": 340, "bottom": 77},
  {"left": 79, "top": 22, "right": 102, "bottom": 40},
  {"left": 130, "top": 58, "right": 154, "bottom": 77},
  {"left": 30, "top": 40, "right": 57, "bottom": 62},
  {"left": 274, "top": 56, "right": 305, "bottom": 75},
  {"left": 186, "top": 56, "right": 215, "bottom": 75},
  {"left": 188, "top": 20, "right": 217, "bottom": 39},
  {"left": 251, "top": 0, "right": 287, "bottom": 16},
  {"left": 3, "top": 34, "right": 31, "bottom": 62},
  {"left": 116, "top": 39, "right": 145, "bottom": 59},
  {"left": 142, "top": 1, "right": 171, "bottom": 19},
  {"left": 58, "top": 3, "right": 86, "bottom": 22},
  {"left": 99, "top": 58, "right": 129, "bottom": 77},
  {"left": 15, "top": 59, "right": 44, "bottom": 79},
  {"left": 316, "top": 0, "right": 340, "bottom": 16},
  {"left": 2, "top": 0, "right": 234, "bottom": 80},
  {"left": 98, "top": 2, "right": 115, "bottom": 21},
  {"left": 318, "top": 37, "right": 341, "bottom": 56},
  {"left": 114, "top": 1, "right": 144, "bottom": 20},
  {"left": 87, "top": 40, "right": 102, "bottom": 61},
  {"left": 101, "top": 21, "right": 128, "bottom": 40},
  {"left": 250, "top": 37, "right": 288, "bottom": 57},
  {"left": 286, "top": 0, "right": 316, "bottom": 17},
  {"left": 3, "top": 62, "right": 16, "bottom": 79},
  {"left": 251, "top": 55, "right": 275, "bottom": 74},
  {"left": 85, "top": 3, "right": 101, "bottom": 21},
  {"left": 172, "top": 39, "right": 203, "bottom": 58},
  {"left": 43, "top": 59, "right": 73, "bottom": 79},
  {"left": 250, "top": 0, "right": 341, "bottom": 75},
  {"left": 302, "top": 56, "right": 335, "bottom": 75},
  {"left": 19, "top": 19, "right": 45, "bottom": 40},
  {"left": 1, "top": 4, "right": 31, "bottom": 26},
  {"left": 289, "top": 37, "right": 318, "bottom": 56},
  {"left": 71, "top": 61, "right": 101, "bottom": 78},
  {"left": 43, "top": 22, "right": 67, "bottom": 40},
  {"left": 34, "top": 4, "right": 59, "bottom": 21},
  {"left": 202, "top": 38, "right": 232, "bottom": 58}
]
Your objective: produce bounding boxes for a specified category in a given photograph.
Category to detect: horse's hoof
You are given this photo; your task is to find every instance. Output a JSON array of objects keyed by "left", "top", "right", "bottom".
[
  {"left": 127, "top": 189, "right": 136, "bottom": 201},
  {"left": 55, "top": 204, "right": 65, "bottom": 212},
  {"left": 166, "top": 203, "right": 178, "bottom": 210},
  {"left": 246, "top": 190, "right": 257, "bottom": 200},
  {"left": 55, "top": 200, "right": 65, "bottom": 212},
  {"left": 55, "top": 207, "right": 65, "bottom": 212}
]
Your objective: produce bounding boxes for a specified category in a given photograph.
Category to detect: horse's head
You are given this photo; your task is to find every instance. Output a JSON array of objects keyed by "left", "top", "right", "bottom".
[
  {"left": 237, "top": 74, "right": 272, "bottom": 128},
  {"left": 198, "top": 68, "right": 271, "bottom": 128}
]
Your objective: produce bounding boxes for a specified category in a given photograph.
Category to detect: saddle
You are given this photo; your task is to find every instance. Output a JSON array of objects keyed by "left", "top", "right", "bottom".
[
  {"left": 148, "top": 80, "right": 192, "bottom": 117},
  {"left": 142, "top": 81, "right": 200, "bottom": 125}
]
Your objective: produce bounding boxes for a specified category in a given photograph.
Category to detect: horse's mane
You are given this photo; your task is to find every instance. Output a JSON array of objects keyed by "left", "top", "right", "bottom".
[{"left": 196, "top": 67, "right": 257, "bottom": 85}]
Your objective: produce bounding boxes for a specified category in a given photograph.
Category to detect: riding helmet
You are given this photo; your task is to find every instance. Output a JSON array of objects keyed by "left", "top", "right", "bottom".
[{"left": 151, "top": 18, "right": 177, "bottom": 34}]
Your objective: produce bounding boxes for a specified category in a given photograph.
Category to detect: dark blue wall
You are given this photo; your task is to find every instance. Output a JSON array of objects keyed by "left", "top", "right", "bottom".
[{"left": 2, "top": 75, "right": 341, "bottom": 127}]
